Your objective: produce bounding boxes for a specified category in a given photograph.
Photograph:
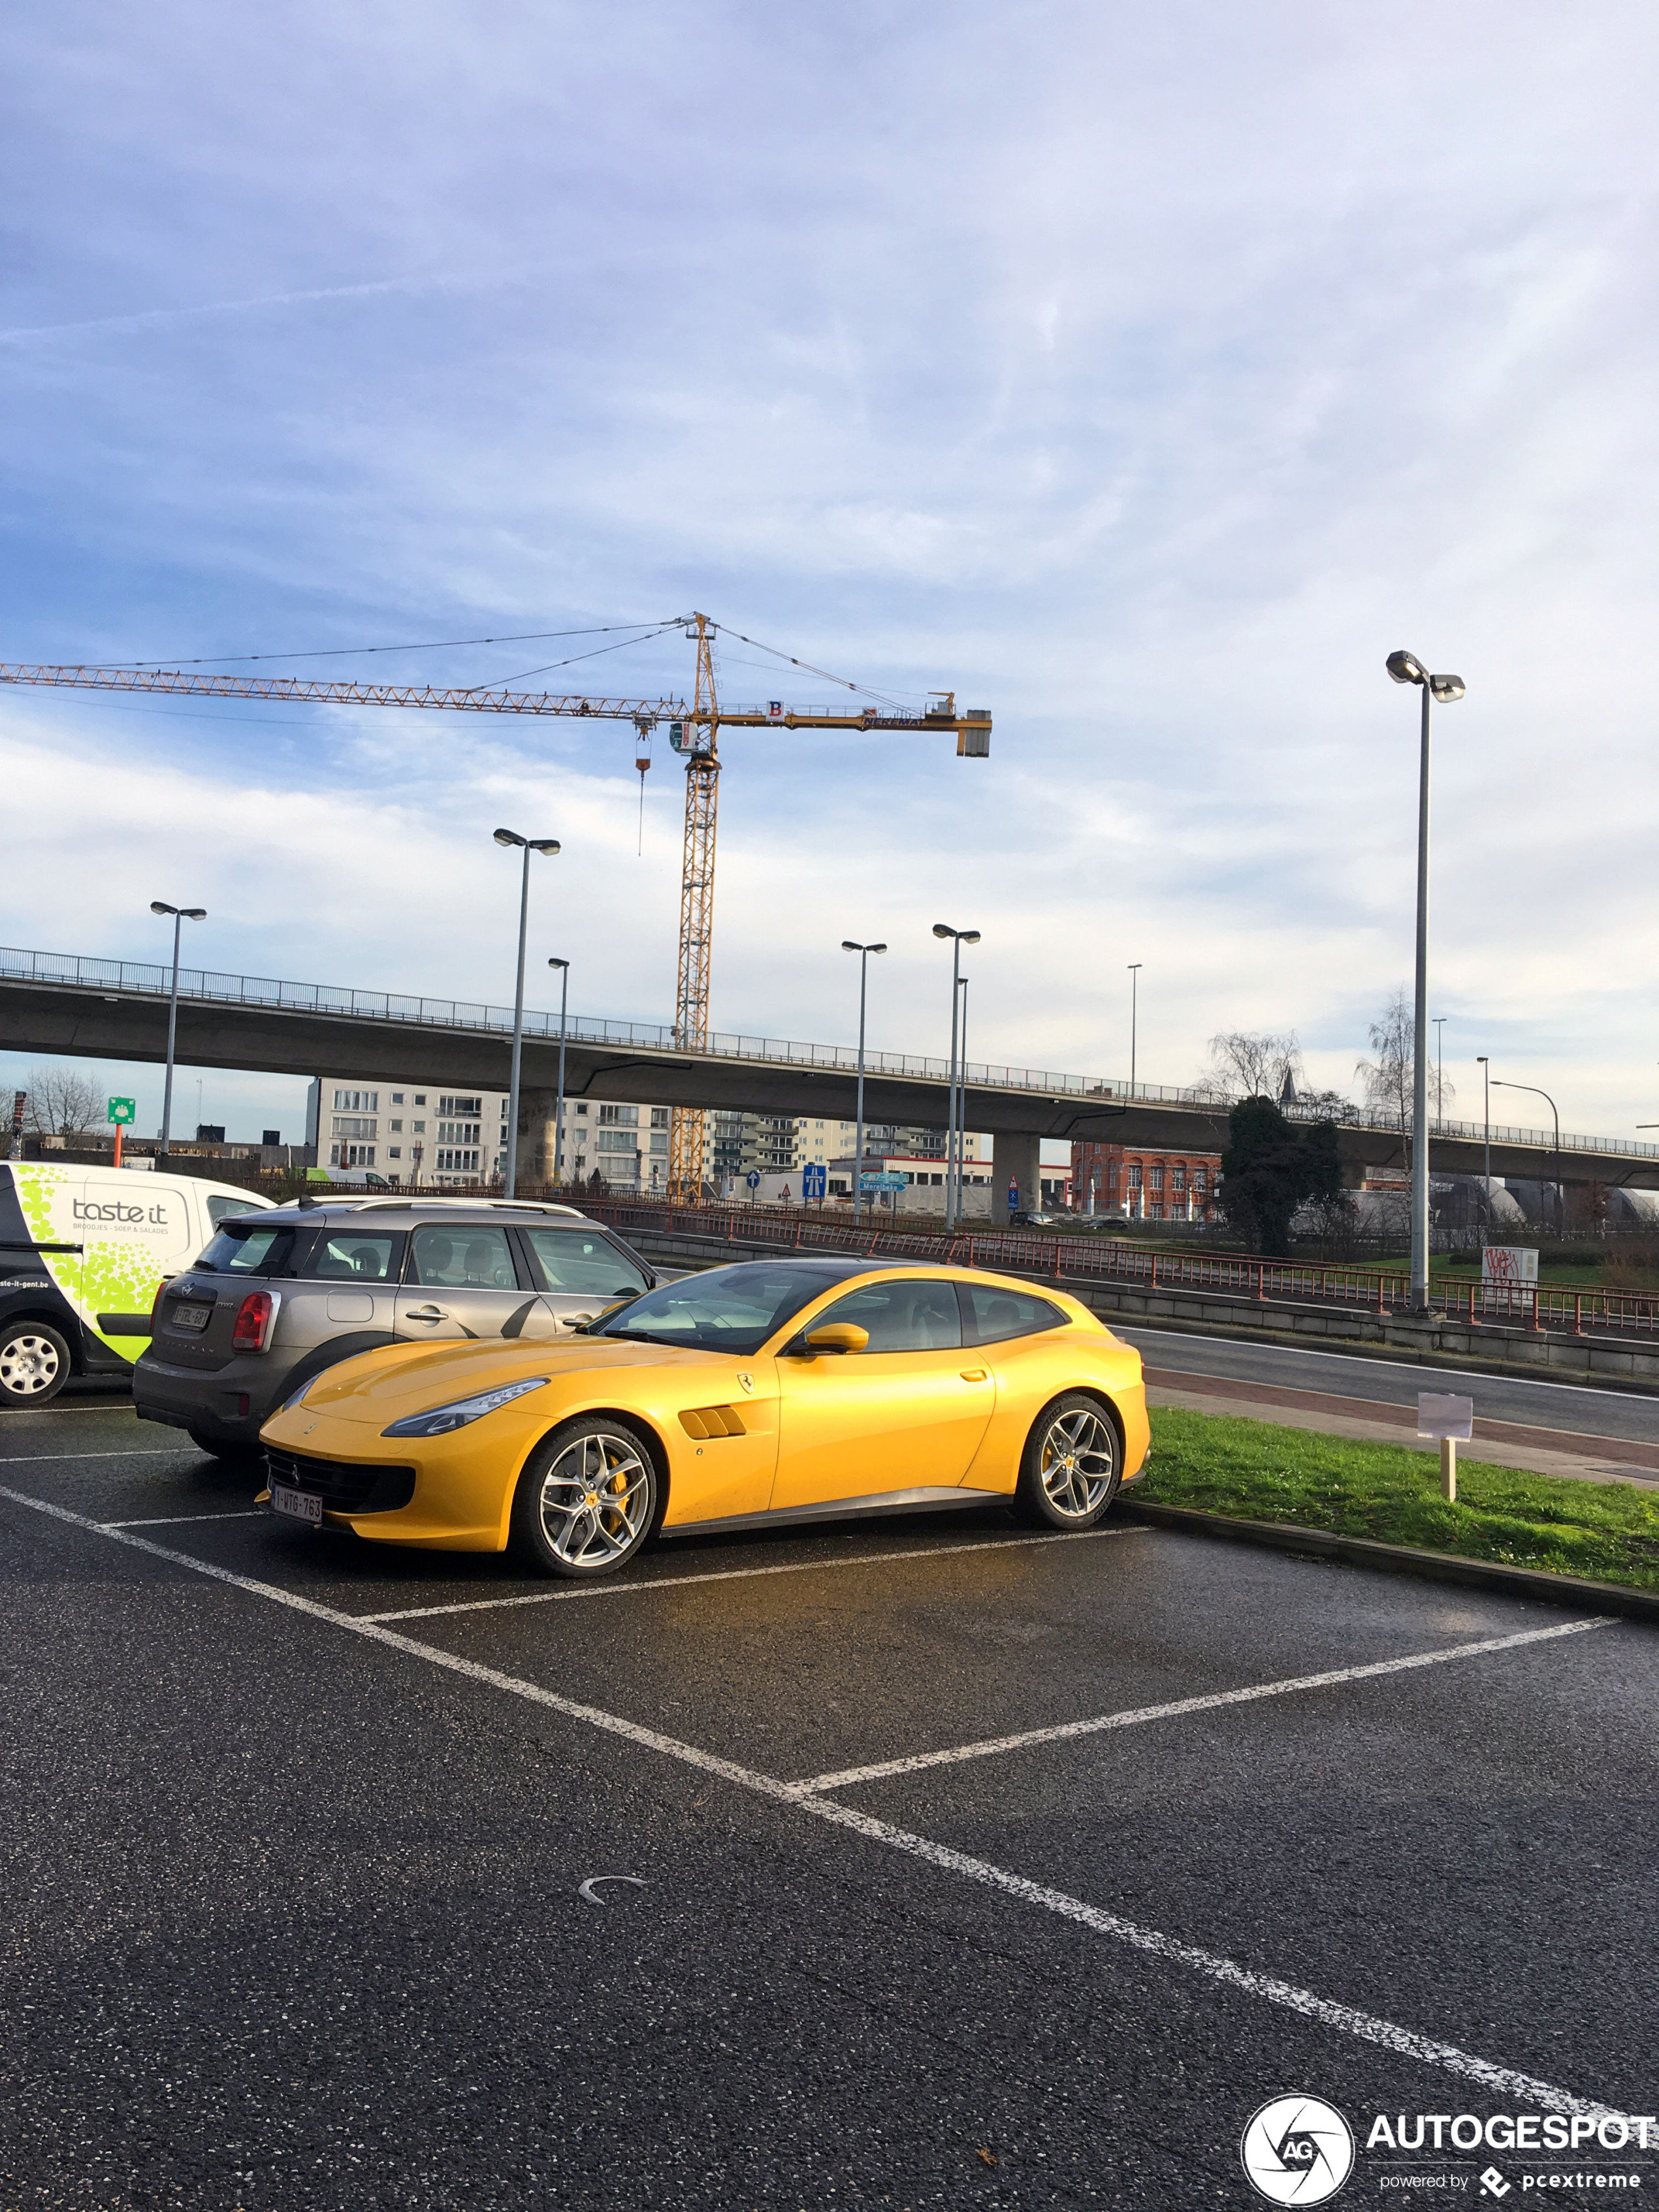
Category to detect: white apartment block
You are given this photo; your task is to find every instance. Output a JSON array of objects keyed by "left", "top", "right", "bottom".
[{"left": 305, "top": 1078, "right": 671, "bottom": 1190}]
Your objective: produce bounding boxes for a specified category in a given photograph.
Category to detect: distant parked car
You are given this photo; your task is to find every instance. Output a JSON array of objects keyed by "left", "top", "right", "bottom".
[
  {"left": 1008, "top": 1210, "right": 1057, "bottom": 1229},
  {"left": 131, "top": 1196, "right": 658, "bottom": 1460}
]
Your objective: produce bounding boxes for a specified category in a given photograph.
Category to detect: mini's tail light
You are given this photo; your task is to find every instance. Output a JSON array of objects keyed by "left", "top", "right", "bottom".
[
  {"left": 150, "top": 1278, "right": 172, "bottom": 1324},
  {"left": 232, "top": 1290, "right": 277, "bottom": 1352}
]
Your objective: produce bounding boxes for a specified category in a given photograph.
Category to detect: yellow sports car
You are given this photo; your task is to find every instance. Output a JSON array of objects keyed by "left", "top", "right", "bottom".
[{"left": 258, "top": 1257, "right": 1149, "bottom": 1578}]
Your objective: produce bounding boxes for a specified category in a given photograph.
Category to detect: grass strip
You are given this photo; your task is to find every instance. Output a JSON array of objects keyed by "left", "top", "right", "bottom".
[{"left": 1136, "top": 1406, "right": 1659, "bottom": 1595}]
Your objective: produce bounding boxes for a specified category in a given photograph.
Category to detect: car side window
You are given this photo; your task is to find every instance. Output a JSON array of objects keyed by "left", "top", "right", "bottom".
[
  {"left": 409, "top": 1224, "right": 519, "bottom": 1290},
  {"left": 959, "top": 1284, "right": 1066, "bottom": 1345},
  {"left": 308, "top": 1233, "right": 403, "bottom": 1281},
  {"left": 521, "top": 1228, "right": 649, "bottom": 1297},
  {"left": 809, "top": 1279, "right": 962, "bottom": 1352},
  {"left": 205, "top": 1194, "right": 255, "bottom": 1227}
]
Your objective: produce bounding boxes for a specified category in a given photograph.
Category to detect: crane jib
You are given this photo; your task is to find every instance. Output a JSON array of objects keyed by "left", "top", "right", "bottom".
[{"left": 0, "top": 662, "right": 990, "bottom": 739}]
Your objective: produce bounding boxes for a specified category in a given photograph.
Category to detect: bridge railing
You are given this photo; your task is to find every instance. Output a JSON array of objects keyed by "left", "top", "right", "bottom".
[
  {"left": 5, "top": 939, "right": 1656, "bottom": 1161},
  {"left": 579, "top": 1198, "right": 1659, "bottom": 1342}
]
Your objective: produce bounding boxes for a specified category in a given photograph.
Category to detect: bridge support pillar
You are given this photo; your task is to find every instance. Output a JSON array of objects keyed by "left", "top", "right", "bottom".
[
  {"left": 515, "top": 1088, "right": 562, "bottom": 1188},
  {"left": 991, "top": 1131, "right": 1040, "bottom": 1224}
]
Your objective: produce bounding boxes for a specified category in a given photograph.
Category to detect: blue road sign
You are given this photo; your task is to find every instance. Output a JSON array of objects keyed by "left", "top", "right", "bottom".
[
  {"left": 802, "top": 1162, "right": 826, "bottom": 1201},
  {"left": 745, "top": 1170, "right": 762, "bottom": 1189},
  {"left": 860, "top": 1172, "right": 907, "bottom": 1192}
]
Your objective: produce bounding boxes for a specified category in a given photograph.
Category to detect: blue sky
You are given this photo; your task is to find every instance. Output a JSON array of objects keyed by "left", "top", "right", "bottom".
[{"left": 3, "top": 1, "right": 1656, "bottom": 1144}]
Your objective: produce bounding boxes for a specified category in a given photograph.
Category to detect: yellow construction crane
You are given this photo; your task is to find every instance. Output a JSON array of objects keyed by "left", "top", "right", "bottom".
[{"left": 1, "top": 624, "right": 992, "bottom": 1194}]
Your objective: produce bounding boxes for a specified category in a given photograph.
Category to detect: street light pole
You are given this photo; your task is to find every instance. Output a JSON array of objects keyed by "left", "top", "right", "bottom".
[
  {"left": 1492, "top": 1080, "right": 1562, "bottom": 1238},
  {"left": 841, "top": 940, "right": 886, "bottom": 1225},
  {"left": 1127, "top": 965, "right": 1142, "bottom": 1096},
  {"left": 149, "top": 901, "right": 206, "bottom": 1162},
  {"left": 493, "top": 827, "right": 560, "bottom": 1198},
  {"left": 1475, "top": 1056, "right": 1490, "bottom": 1233},
  {"left": 1386, "top": 652, "right": 1466, "bottom": 1313},
  {"left": 933, "top": 923, "right": 980, "bottom": 1229},
  {"left": 547, "top": 958, "right": 570, "bottom": 1188},
  {"left": 958, "top": 973, "right": 970, "bottom": 1217}
]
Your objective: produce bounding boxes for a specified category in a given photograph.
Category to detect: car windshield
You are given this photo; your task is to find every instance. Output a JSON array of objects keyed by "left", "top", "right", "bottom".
[{"left": 589, "top": 1262, "right": 846, "bottom": 1355}]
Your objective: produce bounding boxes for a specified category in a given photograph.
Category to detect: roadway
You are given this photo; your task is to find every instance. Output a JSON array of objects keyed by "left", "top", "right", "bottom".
[{"left": 1, "top": 1402, "right": 1654, "bottom": 2205}]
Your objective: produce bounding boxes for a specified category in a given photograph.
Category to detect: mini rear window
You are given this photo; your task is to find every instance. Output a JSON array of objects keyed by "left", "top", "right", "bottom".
[
  {"left": 196, "top": 1224, "right": 298, "bottom": 1277},
  {"left": 959, "top": 1285, "right": 1066, "bottom": 1345},
  {"left": 306, "top": 1232, "right": 404, "bottom": 1282}
]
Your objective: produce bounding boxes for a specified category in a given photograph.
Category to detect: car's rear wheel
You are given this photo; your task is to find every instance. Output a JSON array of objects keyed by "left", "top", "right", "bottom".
[
  {"left": 510, "top": 1417, "right": 660, "bottom": 1579},
  {"left": 0, "top": 1321, "right": 72, "bottom": 1407},
  {"left": 1014, "top": 1394, "right": 1120, "bottom": 1530}
]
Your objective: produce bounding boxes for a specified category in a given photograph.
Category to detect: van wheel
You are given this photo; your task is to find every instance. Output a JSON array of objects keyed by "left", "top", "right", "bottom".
[{"left": 0, "top": 1322, "right": 72, "bottom": 1407}]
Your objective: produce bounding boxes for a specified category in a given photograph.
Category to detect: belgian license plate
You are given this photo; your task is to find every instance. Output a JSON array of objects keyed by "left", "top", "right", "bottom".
[
  {"left": 172, "top": 1304, "right": 212, "bottom": 1333},
  {"left": 270, "top": 1484, "right": 322, "bottom": 1526}
]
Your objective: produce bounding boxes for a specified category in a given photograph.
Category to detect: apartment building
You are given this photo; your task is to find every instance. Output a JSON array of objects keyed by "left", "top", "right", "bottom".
[{"left": 305, "top": 1078, "right": 671, "bottom": 1191}]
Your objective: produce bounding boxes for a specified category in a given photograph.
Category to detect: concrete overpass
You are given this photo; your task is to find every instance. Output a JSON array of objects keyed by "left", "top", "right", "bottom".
[{"left": 5, "top": 942, "right": 1657, "bottom": 1210}]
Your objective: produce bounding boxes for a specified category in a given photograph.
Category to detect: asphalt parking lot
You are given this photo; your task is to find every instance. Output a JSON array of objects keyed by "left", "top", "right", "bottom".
[{"left": 3, "top": 1401, "right": 1656, "bottom": 2209}]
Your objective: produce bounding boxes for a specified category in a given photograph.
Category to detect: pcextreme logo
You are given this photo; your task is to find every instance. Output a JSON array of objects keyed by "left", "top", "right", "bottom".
[{"left": 1242, "top": 2095, "right": 1357, "bottom": 2204}]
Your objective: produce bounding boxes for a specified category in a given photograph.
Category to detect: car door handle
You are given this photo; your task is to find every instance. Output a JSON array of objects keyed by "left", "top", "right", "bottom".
[
  {"left": 959, "top": 1368, "right": 988, "bottom": 1381},
  {"left": 406, "top": 1305, "right": 447, "bottom": 1322}
]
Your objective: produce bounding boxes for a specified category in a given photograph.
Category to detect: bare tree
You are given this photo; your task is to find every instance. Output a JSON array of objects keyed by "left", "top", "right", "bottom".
[
  {"left": 1200, "top": 1030, "right": 1303, "bottom": 1103},
  {"left": 1355, "top": 990, "right": 1415, "bottom": 1132},
  {"left": 22, "top": 1065, "right": 105, "bottom": 1140}
]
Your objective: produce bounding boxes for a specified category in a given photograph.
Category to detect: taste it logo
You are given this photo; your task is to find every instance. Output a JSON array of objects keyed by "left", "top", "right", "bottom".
[{"left": 1241, "top": 2096, "right": 1356, "bottom": 2204}]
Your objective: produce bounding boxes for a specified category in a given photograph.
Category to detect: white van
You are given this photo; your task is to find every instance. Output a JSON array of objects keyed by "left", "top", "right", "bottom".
[{"left": 0, "top": 1160, "right": 274, "bottom": 1407}]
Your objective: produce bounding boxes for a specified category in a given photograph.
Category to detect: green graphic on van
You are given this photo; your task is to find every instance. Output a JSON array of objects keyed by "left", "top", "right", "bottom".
[{"left": 5, "top": 1164, "right": 274, "bottom": 1368}]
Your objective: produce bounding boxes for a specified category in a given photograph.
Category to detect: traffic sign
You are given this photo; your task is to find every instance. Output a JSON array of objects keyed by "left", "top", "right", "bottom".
[
  {"left": 107, "top": 1097, "right": 136, "bottom": 1125},
  {"left": 802, "top": 1162, "right": 826, "bottom": 1201},
  {"left": 745, "top": 1170, "right": 762, "bottom": 1189},
  {"left": 860, "top": 1172, "right": 907, "bottom": 1192}
]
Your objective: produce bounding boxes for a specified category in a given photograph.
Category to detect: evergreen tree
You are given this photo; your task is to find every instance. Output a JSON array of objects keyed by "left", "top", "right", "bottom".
[{"left": 1218, "top": 1097, "right": 1343, "bottom": 1255}]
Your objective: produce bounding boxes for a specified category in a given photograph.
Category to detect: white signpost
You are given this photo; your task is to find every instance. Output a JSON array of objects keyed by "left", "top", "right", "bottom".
[
  {"left": 1481, "top": 1245, "right": 1538, "bottom": 1318},
  {"left": 1417, "top": 1392, "right": 1474, "bottom": 1501}
]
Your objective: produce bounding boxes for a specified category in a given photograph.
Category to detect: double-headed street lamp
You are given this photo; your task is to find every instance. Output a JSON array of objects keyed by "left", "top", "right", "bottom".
[
  {"left": 841, "top": 940, "right": 886, "bottom": 1225},
  {"left": 1386, "top": 650, "right": 1466, "bottom": 1313},
  {"left": 933, "top": 923, "right": 980, "bottom": 1227},
  {"left": 547, "top": 957, "right": 570, "bottom": 1187},
  {"left": 493, "top": 827, "right": 560, "bottom": 1197},
  {"left": 150, "top": 900, "right": 206, "bottom": 1161},
  {"left": 1492, "top": 1079, "right": 1562, "bottom": 1237}
]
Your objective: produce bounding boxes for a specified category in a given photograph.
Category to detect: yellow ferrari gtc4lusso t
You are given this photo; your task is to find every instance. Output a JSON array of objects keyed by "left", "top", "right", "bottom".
[{"left": 259, "top": 1257, "right": 1150, "bottom": 1579}]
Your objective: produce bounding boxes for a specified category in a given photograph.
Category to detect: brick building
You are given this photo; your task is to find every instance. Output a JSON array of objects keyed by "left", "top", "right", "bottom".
[{"left": 1069, "top": 1140, "right": 1222, "bottom": 1223}]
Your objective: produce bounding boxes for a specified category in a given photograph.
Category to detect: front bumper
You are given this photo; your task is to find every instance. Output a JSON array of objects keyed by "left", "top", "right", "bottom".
[{"left": 258, "top": 1404, "right": 528, "bottom": 1550}]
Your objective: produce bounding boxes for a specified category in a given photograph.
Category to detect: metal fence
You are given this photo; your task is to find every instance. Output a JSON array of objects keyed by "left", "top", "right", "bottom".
[
  {"left": 6, "top": 938, "right": 1656, "bottom": 1164},
  {"left": 581, "top": 1198, "right": 1659, "bottom": 1343}
]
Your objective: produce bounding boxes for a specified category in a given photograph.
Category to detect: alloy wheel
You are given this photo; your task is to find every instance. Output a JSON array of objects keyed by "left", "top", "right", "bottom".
[
  {"left": 537, "top": 1431, "right": 654, "bottom": 1567},
  {"left": 1037, "top": 1406, "right": 1116, "bottom": 1520}
]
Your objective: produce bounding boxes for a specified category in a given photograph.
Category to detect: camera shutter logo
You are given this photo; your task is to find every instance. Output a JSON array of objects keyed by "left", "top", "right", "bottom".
[{"left": 1240, "top": 2096, "right": 1355, "bottom": 2204}]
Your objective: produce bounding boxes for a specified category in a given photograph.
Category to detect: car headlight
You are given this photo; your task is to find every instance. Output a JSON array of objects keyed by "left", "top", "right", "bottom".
[
  {"left": 280, "top": 1375, "right": 315, "bottom": 1413},
  {"left": 381, "top": 1376, "right": 551, "bottom": 1439}
]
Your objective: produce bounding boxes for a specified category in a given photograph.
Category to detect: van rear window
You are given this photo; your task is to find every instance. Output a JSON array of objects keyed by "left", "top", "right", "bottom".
[{"left": 197, "top": 1224, "right": 297, "bottom": 1277}]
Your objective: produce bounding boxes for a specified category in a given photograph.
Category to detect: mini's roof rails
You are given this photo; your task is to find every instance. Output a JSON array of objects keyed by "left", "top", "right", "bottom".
[{"left": 346, "top": 1196, "right": 588, "bottom": 1217}]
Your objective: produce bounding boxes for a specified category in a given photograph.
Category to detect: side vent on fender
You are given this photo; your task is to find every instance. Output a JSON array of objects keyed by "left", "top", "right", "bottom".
[{"left": 679, "top": 1404, "right": 748, "bottom": 1439}]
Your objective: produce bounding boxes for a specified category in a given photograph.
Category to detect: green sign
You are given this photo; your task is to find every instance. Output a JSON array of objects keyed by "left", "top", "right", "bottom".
[{"left": 107, "top": 1097, "right": 137, "bottom": 1125}]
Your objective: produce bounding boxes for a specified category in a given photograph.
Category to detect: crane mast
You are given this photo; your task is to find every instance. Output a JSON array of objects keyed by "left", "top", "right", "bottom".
[
  {"left": 1, "top": 635, "right": 991, "bottom": 1201},
  {"left": 670, "top": 613, "right": 720, "bottom": 1195}
]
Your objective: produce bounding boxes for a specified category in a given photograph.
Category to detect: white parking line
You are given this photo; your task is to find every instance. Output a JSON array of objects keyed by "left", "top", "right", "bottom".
[
  {"left": 786, "top": 1617, "right": 1613, "bottom": 1795},
  {"left": 0, "top": 1449, "right": 197, "bottom": 1464},
  {"left": 0, "top": 1478, "right": 1637, "bottom": 2122},
  {"left": 359, "top": 1526, "right": 1146, "bottom": 1622},
  {"left": 103, "top": 1511, "right": 268, "bottom": 1528}
]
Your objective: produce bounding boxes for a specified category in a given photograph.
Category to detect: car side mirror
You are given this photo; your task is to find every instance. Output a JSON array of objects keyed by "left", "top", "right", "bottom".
[{"left": 798, "top": 1322, "right": 870, "bottom": 1357}]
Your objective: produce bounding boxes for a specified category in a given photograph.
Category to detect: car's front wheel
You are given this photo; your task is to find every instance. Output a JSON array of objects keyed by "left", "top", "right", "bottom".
[
  {"left": 1014, "top": 1394, "right": 1120, "bottom": 1530},
  {"left": 510, "top": 1417, "right": 661, "bottom": 1579},
  {"left": 0, "top": 1321, "right": 72, "bottom": 1407}
]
